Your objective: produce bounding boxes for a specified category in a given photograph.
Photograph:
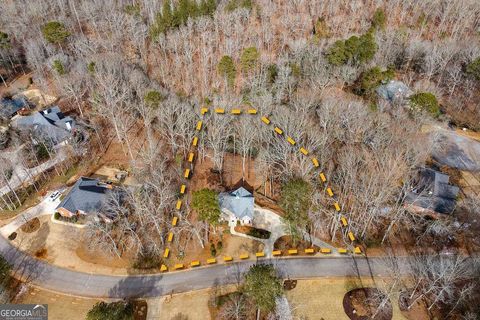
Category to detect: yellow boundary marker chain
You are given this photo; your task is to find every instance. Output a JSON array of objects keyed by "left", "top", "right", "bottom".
[
  {"left": 161, "top": 106, "right": 365, "bottom": 273},
  {"left": 163, "top": 248, "right": 170, "bottom": 258}
]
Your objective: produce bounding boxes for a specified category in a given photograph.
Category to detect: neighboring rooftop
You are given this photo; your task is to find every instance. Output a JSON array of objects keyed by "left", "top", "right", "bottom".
[
  {"left": 219, "top": 186, "right": 254, "bottom": 220},
  {"left": 0, "top": 96, "right": 29, "bottom": 119},
  {"left": 405, "top": 167, "right": 460, "bottom": 215},
  {"left": 377, "top": 80, "right": 413, "bottom": 103},
  {"left": 56, "top": 177, "right": 112, "bottom": 216},
  {"left": 12, "top": 106, "right": 75, "bottom": 144}
]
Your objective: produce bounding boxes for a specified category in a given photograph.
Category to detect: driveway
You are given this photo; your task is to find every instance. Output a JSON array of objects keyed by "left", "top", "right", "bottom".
[
  {"left": 231, "top": 206, "right": 338, "bottom": 256},
  {"left": 0, "top": 192, "right": 61, "bottom": 237},
  {"left": 0, "top": 144, "right": 68, "bottom": 197}
]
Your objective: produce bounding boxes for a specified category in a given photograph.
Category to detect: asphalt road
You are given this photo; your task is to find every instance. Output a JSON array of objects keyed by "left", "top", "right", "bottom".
[{"left": 0, "top": 234, "right": 412, "bottom": 298}]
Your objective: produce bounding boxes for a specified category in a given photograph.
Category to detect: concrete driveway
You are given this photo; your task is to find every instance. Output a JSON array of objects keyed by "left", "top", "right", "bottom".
[
  {"left": 0, "top": 191, "right": 61, "bottom": 237},
  {"left": 230, "top": 206, "right": 337, "bottom": 256}
]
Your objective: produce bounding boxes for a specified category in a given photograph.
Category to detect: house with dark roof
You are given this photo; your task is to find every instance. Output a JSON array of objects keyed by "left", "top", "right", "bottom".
[
  {"left": 12, "top": 106, "right": 75, "bottom": 145},
  {"left": 56, "top": 177, "right": 112, "bottom": 219},
  {"left": 0, "top": 96, "right": 30, "bottom": 120},
  {"left": 405, "top": 168, "right": 460, "bottom": 216},
  {"left": 219, "top": 186, "right": 254, "bottom": 226}
]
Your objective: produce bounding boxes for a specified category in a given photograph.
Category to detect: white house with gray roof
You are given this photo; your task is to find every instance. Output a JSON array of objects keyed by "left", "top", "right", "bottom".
[{"left": 219, "top": 187, "right": 254, "bottom": 226}]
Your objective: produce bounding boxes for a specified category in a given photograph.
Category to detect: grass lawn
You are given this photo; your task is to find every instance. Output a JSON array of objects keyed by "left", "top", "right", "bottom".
[{"left": 285, "top": 277, "right": 411, "bottom": 320}]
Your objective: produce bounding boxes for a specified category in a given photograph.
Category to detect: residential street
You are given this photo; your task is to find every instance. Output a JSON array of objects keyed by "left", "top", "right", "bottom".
[{"left": 0, "top": 230, "right": 413, "bottom": 298}]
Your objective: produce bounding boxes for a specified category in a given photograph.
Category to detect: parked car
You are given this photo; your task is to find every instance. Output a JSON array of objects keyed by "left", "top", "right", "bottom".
[{"left": 49, "top": 191, "right": 60, "bottom": 201}]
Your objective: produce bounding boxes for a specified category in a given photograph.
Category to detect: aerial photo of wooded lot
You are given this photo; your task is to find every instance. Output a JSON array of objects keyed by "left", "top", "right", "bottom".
[{"left": 0, "top": 0, "right": 480, "bottom": 319}]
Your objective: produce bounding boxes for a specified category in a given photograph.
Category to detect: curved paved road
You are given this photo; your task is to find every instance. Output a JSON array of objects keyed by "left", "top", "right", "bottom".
[{"left": 0, "top": 234, "right": 411, "bottom": 298}]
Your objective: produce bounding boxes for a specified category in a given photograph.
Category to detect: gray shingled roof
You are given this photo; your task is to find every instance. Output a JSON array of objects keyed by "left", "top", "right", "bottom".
[
  {"left": 219, "top": 187, "right": 254, "bottom": 219},
  {"left": 56, "top": 177, "right": 111, "bottom": 214},
  {"left": 0, "top": 97, "right": 28, "bottom": 119},
  {"left": 405, "top": 168, "right": 460, "bottom": 214},
  {"left": 12, "top": 106, "right": 75, "bottom": 144}
]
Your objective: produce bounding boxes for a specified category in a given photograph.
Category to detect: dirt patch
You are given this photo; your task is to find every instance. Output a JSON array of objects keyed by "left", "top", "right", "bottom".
[
  {"left": 398, "top": 291, "right": 430, "bottom": 320},
  {"left": 343, "top": 288, "right": 392, "bottom": 320},
  {"left": 190, "top": 151, "right": 264, "bottom": 192},
  {"left": 222, "top": 233, "right": 264, "bottom": 256},
  {"left": 274, "top": 235, "right": 319, "bottom": 253},
  {"left": 20, "top": 218, "right": 40, "bottom": 233}
]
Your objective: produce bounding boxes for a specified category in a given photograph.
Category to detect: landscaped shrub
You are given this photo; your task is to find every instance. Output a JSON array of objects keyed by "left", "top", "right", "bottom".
[
  {"left": 54, "top": 212, "right": 61, "bottom": 220},
  {"left": 132, "top": 252, "right": 162, "bottom": 269},
  {"left": 246, "top": 227, "right": 270, "bottom": 239},
  {"left": 409, "top": 92, "right": 441, "bottom": 117},
  {"left": 86, "top": 301, "right": 134, "bottom": 320},
  {"left": 210, "top": 243, "right": 217, "bottom": 256},
  {"left": 217, "top": 55, "right": 236, "bottom": 87}
]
